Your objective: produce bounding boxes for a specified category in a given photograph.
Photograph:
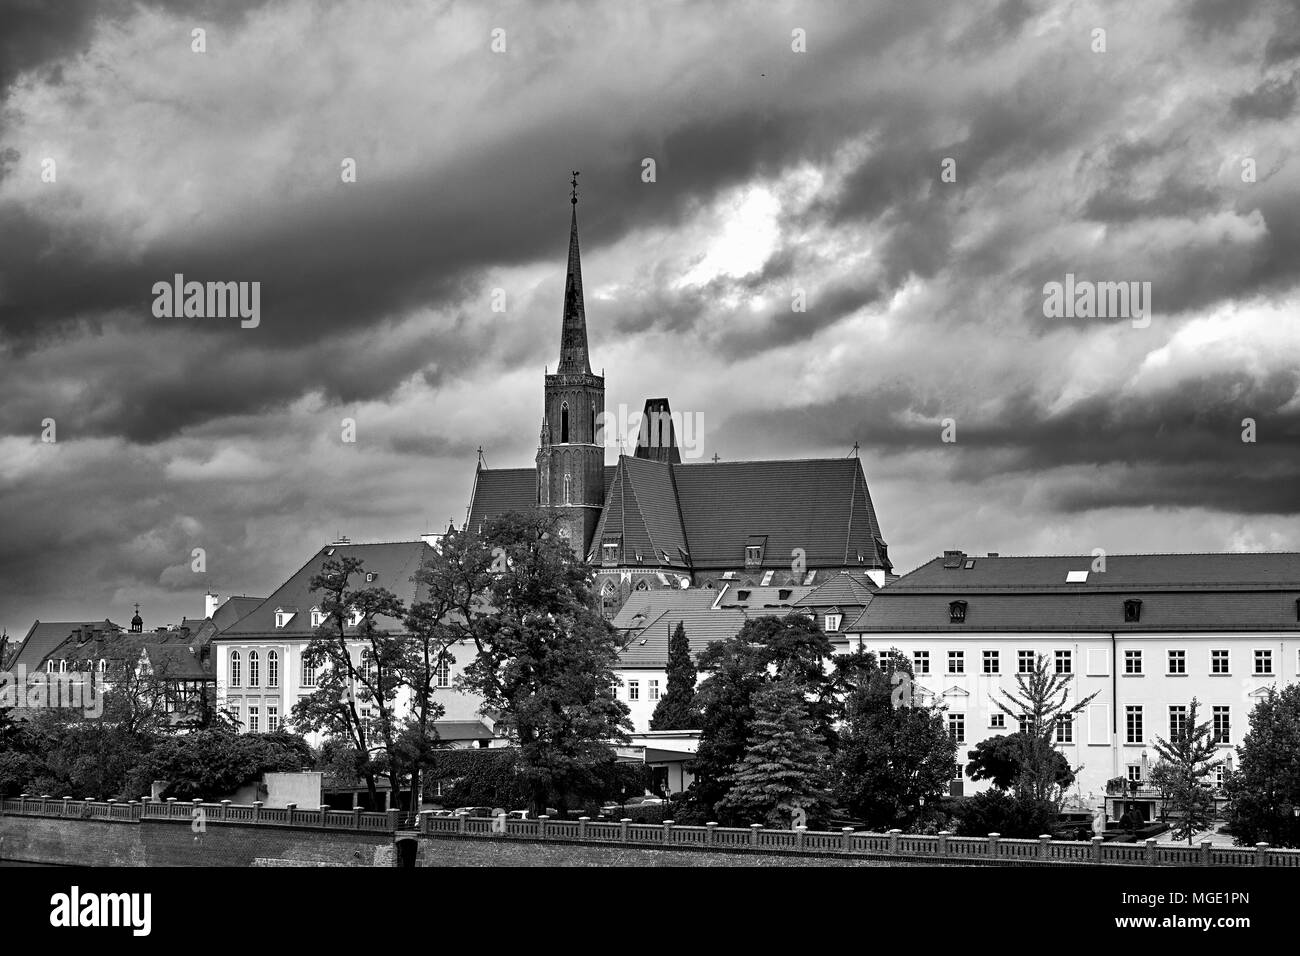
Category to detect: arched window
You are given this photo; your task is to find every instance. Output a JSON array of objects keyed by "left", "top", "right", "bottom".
[
  {"left": 302, "top": 658, "right": 317, "bottom": 687},
  {"left": 267, "top": 650, "right": 279, "bottom": 688},
  {"left": 230, "top": 651, "right": 242, "bottom": 688},
  {"left": 248, "top": 650, "right": 260, "bottom": 687},
  {"left": 561, "top": 401, "right": 569, "bottom": 443},
  {"left": 563, "top": 473, "right": 571, "bottom": 504},
  {"left": 435, "top": 654, "right": 450, "bottom": 688}
]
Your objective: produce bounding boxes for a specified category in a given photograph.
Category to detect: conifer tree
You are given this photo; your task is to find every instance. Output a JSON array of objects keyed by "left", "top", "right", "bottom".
[
  {"left": 649, "top": 622, "right": 699, "bottom": 731},
  {"left": 1153, "top": 697, "right": 1221, "bottom": 844}
]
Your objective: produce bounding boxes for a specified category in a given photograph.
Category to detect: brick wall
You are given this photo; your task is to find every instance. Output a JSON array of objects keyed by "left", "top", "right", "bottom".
[{"left": 0, "top": 816, "right": 394, "bottom": 867}]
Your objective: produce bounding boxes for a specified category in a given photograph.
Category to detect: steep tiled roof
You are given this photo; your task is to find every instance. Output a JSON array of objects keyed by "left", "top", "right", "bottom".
[
  {"left": 212, "top": 597, "right": 264, "bottom": 634},
  {"left": 590, "top": 456, "right": 689, "bottom": 567},
  {"left": 616, "top": 606, "right": 750, "bottom": 667},
  {"left": 853, "top": 552, "right": 1300, "bottom": 633},
  {"left": 793, "top": 571, "right": 877, "bottom": 608},
  {"left": 217, "top": 541, "right": 433, "bottom": 638},
  {"left": 716, "top": 584, "right": 814, "bottom": 612},
  {"left": 671, "top": 458, "right": 889, "bottom": 572},
  {"left": 466, "top": 465, "right": 618, "bottom": 533},
  {"left": 12, "top": 621, "right": 119, "bottom": 670}
]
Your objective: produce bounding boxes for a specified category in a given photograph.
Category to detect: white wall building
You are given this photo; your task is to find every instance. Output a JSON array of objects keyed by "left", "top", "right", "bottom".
[{"left": 847, "top": 550, "right": 1300, "bottom": 820}]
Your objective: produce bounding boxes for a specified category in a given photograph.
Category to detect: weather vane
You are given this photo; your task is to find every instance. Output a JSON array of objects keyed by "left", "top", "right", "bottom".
[{"left": 570, "top": 170, "right": 579, "bottom": 205}]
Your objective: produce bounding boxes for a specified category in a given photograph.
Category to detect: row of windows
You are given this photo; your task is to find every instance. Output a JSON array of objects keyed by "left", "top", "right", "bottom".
[
  {"left": 1126, "top": 763, "right": 1231, "bottom": 788},
  {"left": 943, "top": 705, "right": 1234, "bottom": 746},
  {"left": 897, "top": 648, "right": 1289, "bottom": 676},
  {"left": 225, "top": 699, "right": 281, "bottom": 733},
  {"left": 45, "top": 659, "right": 109, "bottom": 673},
  {"left": 621, "top": 679, "right": 661, "bottom": 702},
  {"left": 229, "top": 650, "right": 279, "bottom": 688}
]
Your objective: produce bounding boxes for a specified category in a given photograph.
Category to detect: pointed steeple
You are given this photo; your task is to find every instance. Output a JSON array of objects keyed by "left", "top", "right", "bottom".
[{"left": 557, "top": 171, "right": 591, "bottom": 374}]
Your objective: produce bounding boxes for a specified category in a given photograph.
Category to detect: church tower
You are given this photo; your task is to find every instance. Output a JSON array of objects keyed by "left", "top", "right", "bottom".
[{"left": 536, "top": 173, "right": 605, "bottom": 556}]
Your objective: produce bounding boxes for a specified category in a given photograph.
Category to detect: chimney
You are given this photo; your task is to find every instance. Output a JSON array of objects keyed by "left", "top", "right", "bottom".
[
  {"left": 986, "top": 552, "right": 999, "bottom": 558},
  {"left": 942, "top": 550, "right": 966, "bottom": 569},
  {"left": 204, "top": 589, "right": 220, "bottom": 620}
]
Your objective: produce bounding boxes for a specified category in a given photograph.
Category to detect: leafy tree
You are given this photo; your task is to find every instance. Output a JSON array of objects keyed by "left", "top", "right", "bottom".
[
  {"left": 139, "top": 728, "right": 313, "bottom": 801},
  {"left": 716, "top": 679, "right": 830, "bottom": 827},
  {"left": 832, "top": 650, "right": 955, "bottom": 830},
  {"left": 993, "top": 653, "right": 1097, "bottom": 806},
  {"left": 428, "top": 513, "right": 632, "bottom": 814},
  {"left": 1152, "top": 697, "right": 1220, "bottom": 844},
  {"left": 291, "top": 557, "right": 406, "bottom": 806},
  {"left": 1226, "top": 684, "right": 1300, "bottom": 848},
  {"left": 11, "top": 709, "right": 153, "bottom": 800},
  {"left": 953, "top": 789, "right": 1059, "bottom": 839},
  {"left": 1148, "top": 760, "right": 1178, "bottom": 823},
  {"left": 966, "top": 732, "right": 1075, "bottom": 792},
  {"left": 649, "top": 622, "right": 699, "bottom": 730},
  {"left": 689, "top": 615, "right": 832, "bottom": 816}
]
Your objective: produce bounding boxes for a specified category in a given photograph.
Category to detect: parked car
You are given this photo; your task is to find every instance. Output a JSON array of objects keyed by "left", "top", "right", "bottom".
[{"left": 453, "top": 806, "right": 495, "bottom": 817}]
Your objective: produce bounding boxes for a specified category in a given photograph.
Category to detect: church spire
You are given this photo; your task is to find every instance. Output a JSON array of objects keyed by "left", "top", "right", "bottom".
[{"left": 557, "top": 171, "right": 591, "bottom": 374}]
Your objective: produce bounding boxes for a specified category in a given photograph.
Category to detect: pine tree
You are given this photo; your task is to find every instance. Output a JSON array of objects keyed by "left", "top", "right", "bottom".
[
  {"left": 649, "top": 622, "right": 698, "bottom": 730},
  {"left": 1153, "top": 697, "right": 1221, "bottom": 844},
  {"left": 716, "top": 679, "right": 830, "bottom": 828}
]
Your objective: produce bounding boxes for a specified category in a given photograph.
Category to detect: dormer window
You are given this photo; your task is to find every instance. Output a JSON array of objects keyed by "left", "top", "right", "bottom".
[
  {"left": 348, "top": 607, "right": 364, "bottom": 627},
  {"left": 602, "top": 540, "right": 619, "bottom": 566},
  {"left": 365, "top": 572, "right": 377, "bottom": 583},
  {"left": 274, "top": 608, "right": 296, "bottom": 629},
  {"left": 824, "top": 610, "right": 843, "bottom": 632},
  {"left": 745, "top": 546, "right": 762, "bottom": 566},
  {"left": 1123, "top": 599, "right": 1142, "bottom": 623},
  {"left": 309, "top": 607, "right": 326, "bottom": 628},
  {"left": 949, "top": 601, "right": 968, "bottom": 624}
]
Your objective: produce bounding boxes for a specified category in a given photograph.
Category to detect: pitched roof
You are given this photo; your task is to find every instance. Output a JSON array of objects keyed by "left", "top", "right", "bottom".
[
  {"left": 217, "top": 541, "right": 433, "bottom": 638},
  {"left": 716, "top": 583, "right": 815, "bottom": 612},
  {"left": 590, "top": 456, "right": 689, "bottom": 567},
  {"left": 793, "top": 571, "right": 877, "bottom": 608},
  {"left": 853, "top": 552, "right": 1300, "bottom": 633},
  {"left": 466, "top": 465, "right": 618, "bottom": 533},
  {"left": 12, "top": 620, "right": 119, "bottom": 670},
  {"left": 670, "top": 457, "right": 889, "bottom": 572},
  {"left": 212, "top": 597, "right": 265, "bottom": 633},
  {"left": 616, "top": 606, "right": 750, "bottom": 667}
]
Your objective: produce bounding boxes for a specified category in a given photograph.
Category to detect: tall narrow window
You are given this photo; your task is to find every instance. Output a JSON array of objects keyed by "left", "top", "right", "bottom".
[
  {"left": 268, "top": 705, "right": 280, "bottom": 733},
  {"left": 230, "top": 651, "right": 242, "bottom": 688},
  {"left": 1126, "top": 705, "right": 1143, "bottom": 744},
  {"left": 435, "top": 655, "right": 450, "bottom": 688},
  {"left": 1212, "top": 706, "right": 1230, "bottom": 744},
  {"left": 302, "top": 658, "right": 317, "bottom": 688},
  {"left": 267, "top": 651, "right": 279, "bottom": 688},
  {"left": 248, "top": 650, "right": 259, "bottom": 688},
  {"left": 560, "top": 402, "right": 569, "bottom": 443},
  {"left": 563, "top": 473, "right": 571, "bottom": 505}
]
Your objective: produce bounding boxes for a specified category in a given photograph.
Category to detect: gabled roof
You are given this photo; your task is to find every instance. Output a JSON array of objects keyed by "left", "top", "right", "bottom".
[
  {"left": 212, "top": 597, "right": 264, "bottom": 634},
  {"left": 12, "top": 620, "right": 119, "bottom": 670},
  {"left": 853, "top": 552, "right": 1300, "bottom": 633},
  {"left": 715, "top": 584, "right": 814, "bottom": 612},
  {"left": 590, "top": 456, "right": 689, "bottom": 567},
  {"left": 671, "top": 457, "right": 889, "bottom": 572},
  {"left": 616, "top": 606, "right": 750, "bottom": 667},
  {"left": 217, "top": 541, "right": 434, "bottom": 638},
  {"left": 793, "top": 570, "right": 877, "bottom": 609}
]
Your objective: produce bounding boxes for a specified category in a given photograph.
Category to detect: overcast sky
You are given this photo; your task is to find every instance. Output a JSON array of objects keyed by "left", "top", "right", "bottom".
[{"left": 2, "top": 0, "right": 1298, "bottom": 638}]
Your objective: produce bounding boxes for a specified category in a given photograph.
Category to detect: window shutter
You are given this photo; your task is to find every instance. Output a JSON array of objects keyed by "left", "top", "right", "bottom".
[{"left": 1088, "top": 704, "right": 1110, "bottom": 744}]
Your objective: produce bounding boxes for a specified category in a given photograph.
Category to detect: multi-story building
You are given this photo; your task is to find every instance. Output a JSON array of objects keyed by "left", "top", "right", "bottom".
[
  {"left": 212, "top": 539, "right": 498, "bottom": 747},
  {"left": 848, "top": 550, "right": 1300, "bottom": 819}
]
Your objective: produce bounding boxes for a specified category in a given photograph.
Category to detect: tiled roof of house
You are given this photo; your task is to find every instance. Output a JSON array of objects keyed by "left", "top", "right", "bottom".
[
  {"left": 217, "top": 541, "right": 434, "bottom": 638},
  {"left": 467, "top": 456, "right": 890, "bottom": 575},
  {"left": 616, "top": 606, "right": 750, "bottom": 667},
  {"left": 715, "top": 583, "right": 814, "bottom": 611},
  {"left": 212, "top": 597, "right": 265, "bottom": 633},
  {"left": 793, "top": 571, "right": 877, "bottom": 609},
  {"left": 11, "top": 620, "right": 119, "bottom": 670},
  {"left": 851, "top": 552, "right": 1300, "bottom": 633}
]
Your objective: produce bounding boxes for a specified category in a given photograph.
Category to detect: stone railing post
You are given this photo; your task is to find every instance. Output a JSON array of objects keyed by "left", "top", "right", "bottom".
[
  {"left": 937, "top": 830, "right": 950, "bottom": 859},
  {"left": 191, "top": 799, "right": 202, "bottom": 825},
  {"left": 1039, "top": 834, "right": 1052, "bottom": 861},
  {"left": 387, "top": 808, "right": 400, "bottom": 831},
  {"left": 353, "top": 807, "right": 363, "bottom": 830},
  {"left": 317, "top": 805, "right": 328, "bottom": 828},
  {"left": 988, "top": 832, "right": 1001, "bottom": 858},
  {"left": 220, "top": 799, "right": 232, "bottom": 822},
  {"left": 889, "top": 828, "right": 902, "bottom": 855},
  {"left": 166, "top": 797, "right": 177, "bottom": 819},
  {"left": 795, "top": 825, "right": 806, "bottom": 851},
  {"left": 663, "top": 819, "right": 675, "bottom": 845},
  {"left": 620, "top": 818, "right": 630, "bottom": 841},
  {"left": 419, "top": 811, "right": 432, "bottom": 836},
  {"left": 62, "top": 796, "right": 72, "bottom": 817},
  {"left": 843, "top": 827, "right": 855, "bottom": 853},
  {"left": 750, "top": 823, "right": 762, "bottom": 846},
  {"left": 1256, "top": 842, "right": 1269, "bottom": 866},
  {"left": 252, "top": 801, "right": 262, "bottom": 823},
  {"left": 457, "top": 812, "right": 467, "bottom": 835},
  {"left": 536, "top": 814, "right": 547, "bottom": 839},
  {"left": 1144, "top": 838, "right": 1157, "bottom": 865},
  {"left": 705, "top": 821, "right": 717, "bottom": 845},
  {"left": 1091, "top": 835, "right": 1103, "bottom": 862},
  {"left": 578, "top": 816, "right": 590, "bottom": 839},
  {"left": 285, "top": 802, "right": 297, "bottom": 825},
  {"left": 1200, "top": 840, "right": 1212, "bottom": 866}
]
